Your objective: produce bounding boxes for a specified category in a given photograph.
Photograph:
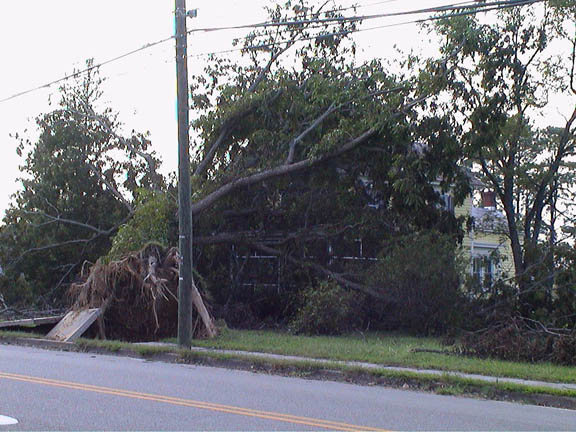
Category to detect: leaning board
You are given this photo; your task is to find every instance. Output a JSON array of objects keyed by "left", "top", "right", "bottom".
[{"left": 46, "top": 309, "right": 101, "bottom": 342}]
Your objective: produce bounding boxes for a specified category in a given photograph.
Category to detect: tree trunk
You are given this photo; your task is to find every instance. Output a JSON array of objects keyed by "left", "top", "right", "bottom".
[{"left": 501, "top": 180, "right": 526, "bottom": 294}]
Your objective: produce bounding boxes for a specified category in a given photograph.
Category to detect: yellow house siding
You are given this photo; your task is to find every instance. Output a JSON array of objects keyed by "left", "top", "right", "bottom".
[
  {"left": 455, "top": 195, "right": 473, "bottom": 219},
  {"left": 471, "top": 231, "right": 515, "bottom": 279},
  {"left": 455, "top": 193, "right": 515, "bottom": 280}
]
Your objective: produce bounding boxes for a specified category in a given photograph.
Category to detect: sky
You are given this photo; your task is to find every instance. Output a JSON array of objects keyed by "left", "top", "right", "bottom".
[{"left": 0, "top": 0, "right": 572, "bottom": 218}]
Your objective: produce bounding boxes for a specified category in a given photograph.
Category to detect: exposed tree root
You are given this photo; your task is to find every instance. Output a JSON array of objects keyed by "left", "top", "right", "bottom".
[{"left": 69, "top": 244, "right": 215, "bottom": 341}]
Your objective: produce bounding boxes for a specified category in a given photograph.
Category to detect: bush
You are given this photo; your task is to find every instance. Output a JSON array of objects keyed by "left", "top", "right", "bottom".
[
  {"left": 369, "top": 231, "right": 464, "bottom": 334},
  {"left": 552, "top": 243, "right": 576, "bottom": 328},
  {"left": 289, "top": 281, "right": 362, "bottom": 335},
  {"left": 0, "top": 273, "right": 34, "bottom": 307}
]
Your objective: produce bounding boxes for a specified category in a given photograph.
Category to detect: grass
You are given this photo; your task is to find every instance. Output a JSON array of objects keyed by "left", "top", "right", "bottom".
[
  {"left": 66, "top": 336, "right": 576, "bottom": 399},
  {"left": 166, "top": 329, "right": 576, "bottom": 384},
  {"left": 47, "top": 337, "right": 576, "bottom": 400},
  {"left": 0, "top": 330, "right": 44, "bottom": 339}
]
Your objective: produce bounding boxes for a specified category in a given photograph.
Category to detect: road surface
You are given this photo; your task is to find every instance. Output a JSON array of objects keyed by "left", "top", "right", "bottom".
[{"left": 0, "top": 344, "right": 574, "bottom": 430}]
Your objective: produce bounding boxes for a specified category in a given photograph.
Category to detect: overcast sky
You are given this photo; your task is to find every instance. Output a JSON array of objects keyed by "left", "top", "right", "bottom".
[{"left": 0, "top": 0, "right": 572, "bottom": 218}]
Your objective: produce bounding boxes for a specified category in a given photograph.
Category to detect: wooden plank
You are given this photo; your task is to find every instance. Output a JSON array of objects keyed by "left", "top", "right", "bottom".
[
  {"left": 46, "top": 309, "right": 101, "bottom": 342},
  {"left": 0, "top": 315, "right": 65, "bottom": 329}
]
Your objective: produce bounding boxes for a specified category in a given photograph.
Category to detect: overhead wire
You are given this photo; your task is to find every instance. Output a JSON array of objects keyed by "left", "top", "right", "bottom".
[
  {"left": 123, "top": 0, "right": 533, "bottom": 65},
  {"left": 186, "top": 0, "right": 544, "bottom": 60},
  {"left": 0, "top": 0, "right": 548, "bottom": 104},
  {"left": 146, "top": 0, "right": 547, "bottom": 63},
  {"left": 184, "top": 0, "right": 480, "bottom": 35},
  {"left": 0, "top": 35, "right": 174, "bottom": 104}
]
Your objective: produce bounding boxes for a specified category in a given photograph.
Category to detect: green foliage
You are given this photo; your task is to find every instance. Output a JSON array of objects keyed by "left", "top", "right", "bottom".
[
  {"left": 0, "top": 273, "right": 34, "bottom": 306},
  {"left": 107, "top": 190, "right": 176, "bottom": 260},
  {"left": 425, "top": 3, "right": 576, "bottom": 314},
  {"left": 184, "top": 0, "right": 469, "bottom": 331},
  {"left": 289, "top": 281, "right": 362, "bottom": 335},
  {"left": 552, "top": 243, "right": 576, "bottom": 328},
  {"left": 369, "top": 232, "right": 464, "bottom": 334},
  {"left": 0, "top": 62, "right": 163, "bottom": 306}
]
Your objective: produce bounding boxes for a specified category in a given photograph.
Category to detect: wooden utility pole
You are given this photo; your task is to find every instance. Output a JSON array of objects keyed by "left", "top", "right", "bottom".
[
  {"left": 175, "top": 0, "right": 193, "bottom": 347},
  {"left": 175, "top": 1, "right": 217, "bottom": 346}
]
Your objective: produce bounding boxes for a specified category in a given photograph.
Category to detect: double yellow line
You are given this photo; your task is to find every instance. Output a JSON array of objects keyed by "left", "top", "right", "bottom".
[{"left": 0, "top": 371, "right": 390, "bottom": 431}]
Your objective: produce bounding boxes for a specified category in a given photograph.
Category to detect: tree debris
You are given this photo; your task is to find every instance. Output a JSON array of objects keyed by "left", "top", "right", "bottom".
[
  {"left": 69, "top": 244, "right": 216, "bottom": 341},
  {"left": 459, "top": 316, "right": 576, "bottom": 366}
]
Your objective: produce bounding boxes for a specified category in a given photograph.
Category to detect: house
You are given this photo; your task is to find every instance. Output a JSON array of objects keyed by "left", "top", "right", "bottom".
[
  {"left": 454, "top": 184, "right": 515, "bottom": 290},
  {"left": 225, "top": 148, "right": 516, "bottom": 293},
  {"left": 433, "top": 165, "right": 515, "bottom": 291}
]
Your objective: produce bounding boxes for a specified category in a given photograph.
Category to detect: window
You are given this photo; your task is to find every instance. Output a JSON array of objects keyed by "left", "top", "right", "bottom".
[
  {"left": 472, "top": 255, "right": 494, "bottom": 288},
  {"left": 441, "top": 193, "right": 454, "bottom": 213}
]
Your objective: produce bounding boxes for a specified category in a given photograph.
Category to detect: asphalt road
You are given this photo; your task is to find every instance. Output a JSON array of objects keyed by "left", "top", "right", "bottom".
[{"left": 0, "top": 345, "right": 575, "bottom": 431}]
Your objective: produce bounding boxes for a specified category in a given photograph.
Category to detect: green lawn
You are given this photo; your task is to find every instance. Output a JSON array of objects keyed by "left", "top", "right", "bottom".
[
  {"left": 182, "top": 329, "right": 576, "bottom": 384},
  {"left": 3, "top": 326, "right": 574, "bottom": 385}
]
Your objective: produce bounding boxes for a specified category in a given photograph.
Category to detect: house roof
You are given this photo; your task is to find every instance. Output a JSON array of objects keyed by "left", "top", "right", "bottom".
[{"left": 463, "top": 167, "right": 486, "bottom": 189}]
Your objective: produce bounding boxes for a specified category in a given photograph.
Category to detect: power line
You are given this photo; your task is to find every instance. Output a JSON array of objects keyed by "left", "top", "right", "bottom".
[
  {"left": 0, "top": 0, "right": 548, "bottom": 104},
  {"left": 142, "top": 0, "right": 537, "bottom": 79},
  {"left": 185, "top": 0, "right": 479, "bottom": 35},
  {"left": 186, "top": 0, "right": 543, "bottom": 36},
  {"left": 186, "top": 0, "right": 545, "bottom": 60},
  {"left": 0, "top": 35, "right": 174, "bottom": 104},
  {"left": 182, "top": 0, "right": 479, "bottom": 57}
]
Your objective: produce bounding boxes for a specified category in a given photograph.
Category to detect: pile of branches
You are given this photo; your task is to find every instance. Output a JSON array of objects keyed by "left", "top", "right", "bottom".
[
  {"left": 459, "top": 316, "right": 576, "bottom": 366},
  {"left": 70, "top": 244, "right": 205, "bottom": 341}
]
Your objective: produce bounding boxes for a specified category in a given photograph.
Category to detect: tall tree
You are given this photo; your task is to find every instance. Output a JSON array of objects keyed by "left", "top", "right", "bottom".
[
  {"left": 427, "top": 2, "right": 576, "bottom": 307},
  {"left": 0, "top": 62, "right": 163, "bottom": 306}
]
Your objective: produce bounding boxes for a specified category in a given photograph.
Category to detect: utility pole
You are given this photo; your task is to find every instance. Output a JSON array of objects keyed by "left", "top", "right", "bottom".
[{"left": 175, "top": 0, "right": 193, "bottom": 348}]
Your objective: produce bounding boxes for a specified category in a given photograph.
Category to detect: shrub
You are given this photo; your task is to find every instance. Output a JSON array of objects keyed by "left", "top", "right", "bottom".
[
  {"left": 552, "top": 243, "right": 576, "bottom": 328},
  {"left": 289, "top": 281, "right": 362, "bottom": 335},
  {"left": 369, "top": 231, "right": 464, "bottom": 334},
  {"left": 0, "top": 273, "right": 34, "bottom": 307}
]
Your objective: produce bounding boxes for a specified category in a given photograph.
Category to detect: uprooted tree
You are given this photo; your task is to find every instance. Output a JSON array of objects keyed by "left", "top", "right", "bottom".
[
  {"left": 70, "top": 244, "right": 183, "bottom": 340},
  {"left": 3, "top": 0, "right": 475, "bottom": 337}
]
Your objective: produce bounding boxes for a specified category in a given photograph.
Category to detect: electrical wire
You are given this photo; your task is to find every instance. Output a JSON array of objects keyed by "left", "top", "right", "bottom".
[
  {"left": 0, "top": 35, "right": 174, "bottom": 104},
  {"left": 185, "top": 0, "right": 480, "bottom": 34},
  {"left": 0, "top": 0, "right": 548, "bottom": 104},
  {"left": 186, "top": 0, "right": 544, "bottom": 59},
  {"left": 182, "top": 0, "right": 479, "bottom": 58}
]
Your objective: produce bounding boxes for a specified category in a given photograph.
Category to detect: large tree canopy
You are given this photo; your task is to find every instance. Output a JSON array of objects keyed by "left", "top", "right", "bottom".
[
  {"left": 426, "top": 1, "right": 576, "bottom": 313},
  {"left": 165, "top": 0, "right": 472, "bottom": 320},
  {"left": 2, "top": 1, "right": 481, "bottom": 332},
  {"left": 0, "top": 64, "right": 163, "bottom": 306}
]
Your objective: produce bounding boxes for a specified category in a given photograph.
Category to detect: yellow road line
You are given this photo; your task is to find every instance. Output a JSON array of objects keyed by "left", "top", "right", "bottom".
[{"left": 0, "top": 371, "right": 391, "bottom": 431}]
